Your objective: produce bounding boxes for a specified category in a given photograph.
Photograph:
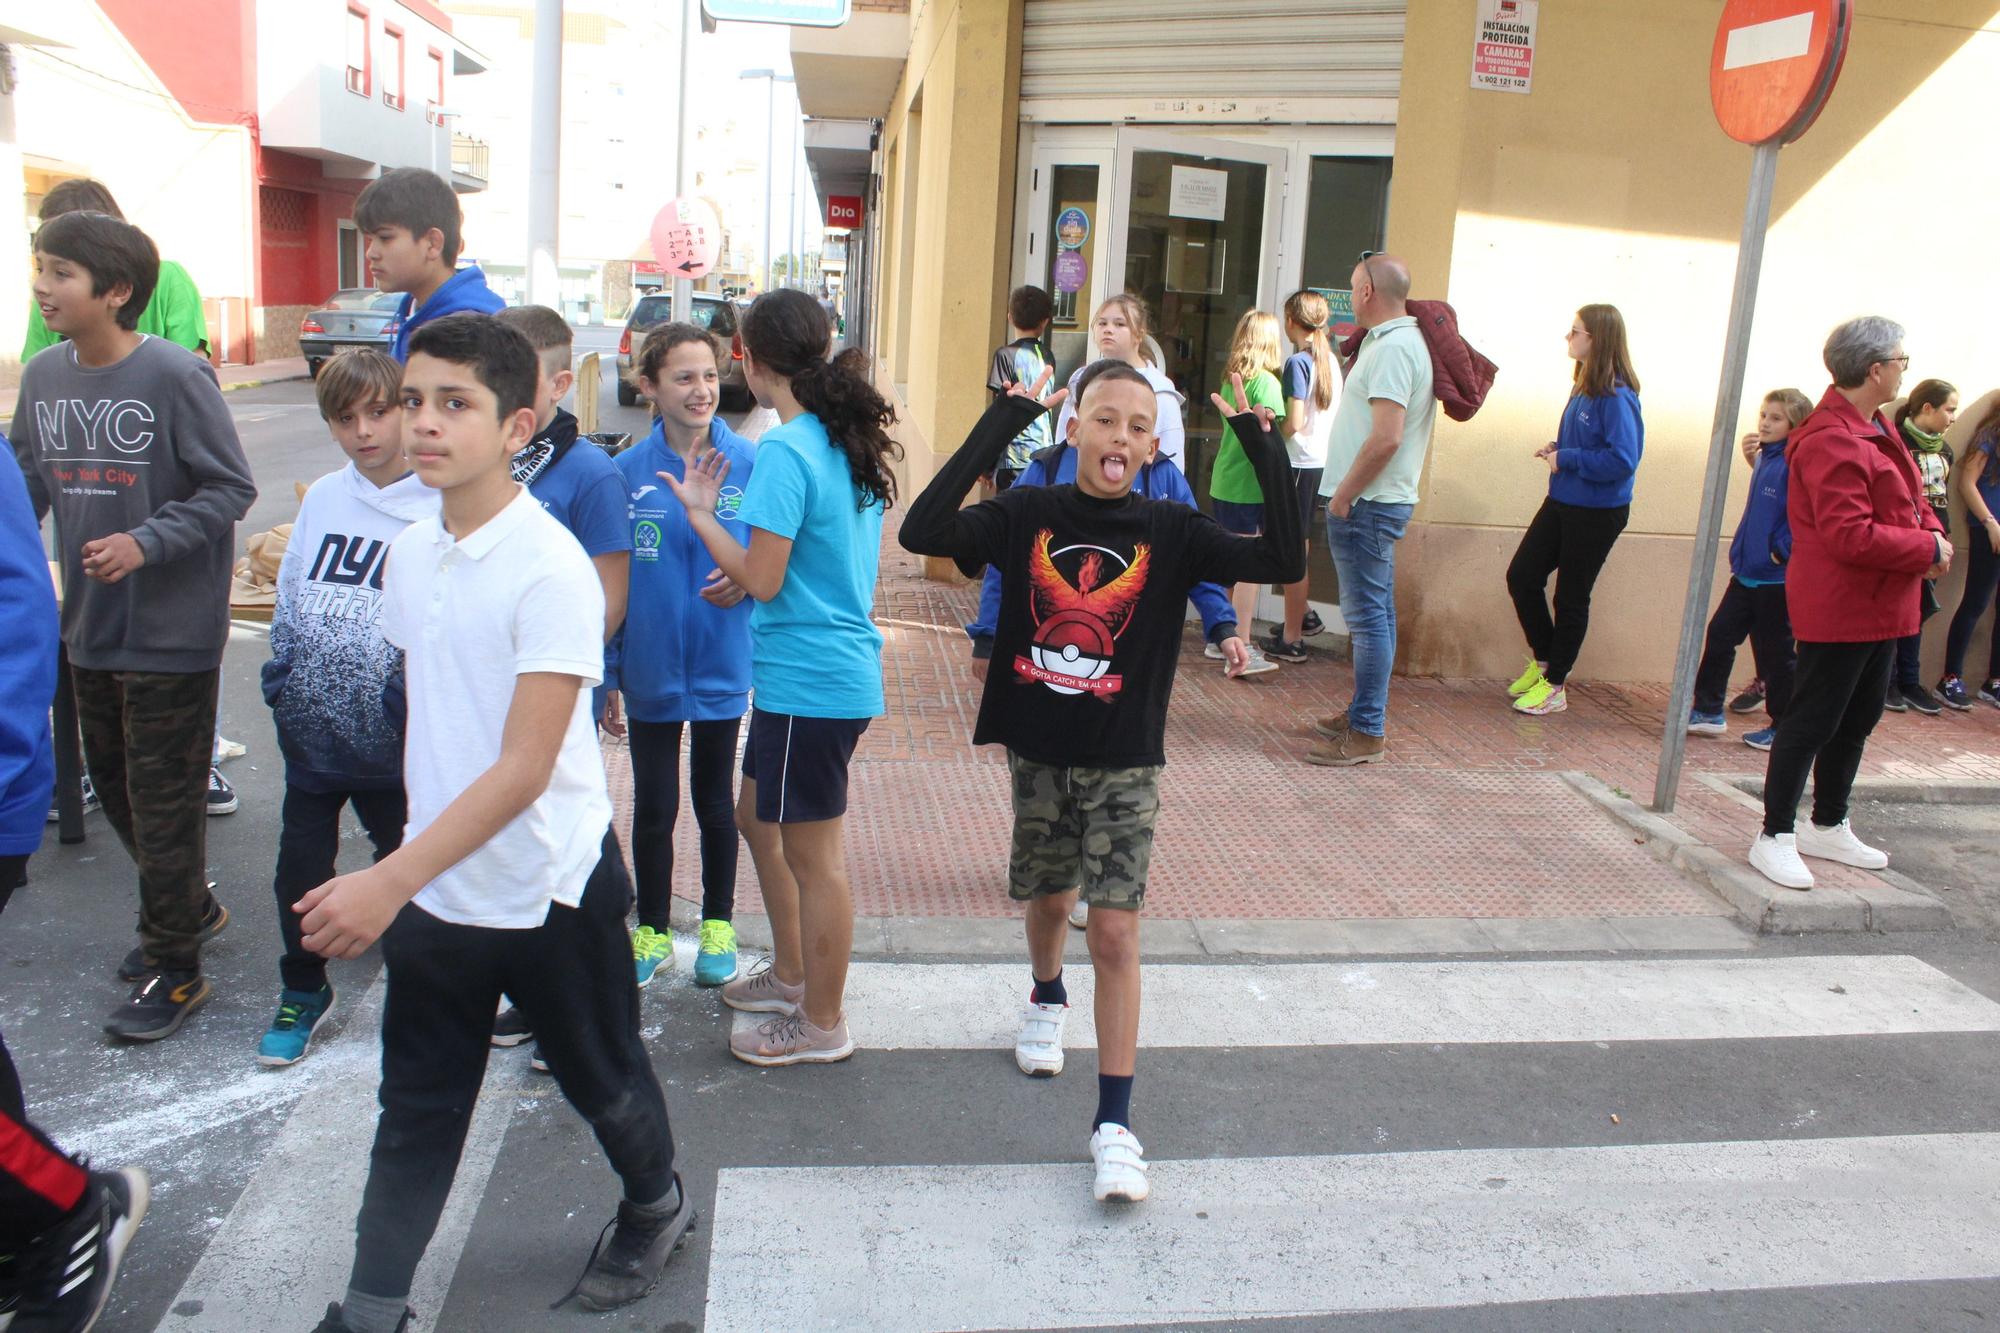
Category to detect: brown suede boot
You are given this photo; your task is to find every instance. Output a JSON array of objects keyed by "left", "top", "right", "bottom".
[
  {"left": 1305, "top": 730, "right": 1386, "bottom": 766},
  {"left": 1314, "top": 711, "right": 1350, "bottom": 740}
]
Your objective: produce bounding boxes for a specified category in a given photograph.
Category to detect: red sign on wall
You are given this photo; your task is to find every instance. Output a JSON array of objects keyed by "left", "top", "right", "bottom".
[
  {"left": 824, "top": 195, "right": 863, "bottom": 230},
  {"left": 1710, "top": 0, "right": 1851, "bottom": 146}
]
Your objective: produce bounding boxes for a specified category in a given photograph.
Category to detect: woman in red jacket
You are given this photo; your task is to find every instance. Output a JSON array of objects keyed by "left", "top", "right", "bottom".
[{"left": 1750, "top": 317, "right": 1950, "bottom": 891}]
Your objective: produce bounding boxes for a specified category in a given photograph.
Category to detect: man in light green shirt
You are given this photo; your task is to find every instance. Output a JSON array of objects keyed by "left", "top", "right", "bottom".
[{"left": 1308, "top": 252, "right": 1434, "bottom": 767}]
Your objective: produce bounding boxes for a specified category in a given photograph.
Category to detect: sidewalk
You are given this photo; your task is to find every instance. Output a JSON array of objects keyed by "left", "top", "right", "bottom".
[
  {"left": 0, "top": 354, "right": 310, "bottom": 417},
  {"left": 604, "top": 506, "right": 2000, "bottom": 935}
]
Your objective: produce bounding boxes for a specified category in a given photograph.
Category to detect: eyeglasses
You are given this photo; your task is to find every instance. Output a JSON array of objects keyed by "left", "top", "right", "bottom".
[
  {"left": 1884, "top": 354, "right": 1911, "bottom": 368},
  {"left": 1357, "top": 249, "right": 1381, "bottom": 288}
]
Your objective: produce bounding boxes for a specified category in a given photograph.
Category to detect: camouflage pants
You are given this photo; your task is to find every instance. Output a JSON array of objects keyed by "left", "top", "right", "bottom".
[
  {"left": 1006, "top": 752, "right": 1160, "bottom": 910},
  {"left": 70, "top": 667, "right": 218, "bottom": 972}
]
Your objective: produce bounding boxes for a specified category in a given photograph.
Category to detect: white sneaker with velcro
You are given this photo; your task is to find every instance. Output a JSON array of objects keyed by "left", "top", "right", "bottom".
[
  {"left": 1014, "top": 1001, "right": 1067, "bottom": 1076},
  {"left": 1090, "top": 1123, "right": 1149, "bottom": 1202}
]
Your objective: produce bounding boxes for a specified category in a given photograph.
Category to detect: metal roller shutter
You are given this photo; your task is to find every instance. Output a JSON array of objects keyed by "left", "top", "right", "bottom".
[{"left": 1020, "top": 0, "right": 1406, "bottom": 122}]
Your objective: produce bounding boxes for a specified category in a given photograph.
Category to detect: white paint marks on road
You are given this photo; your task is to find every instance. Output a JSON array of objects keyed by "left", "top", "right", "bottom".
[
  {"left": 706, "top": 1132, "right": 2000, "bottom": 1331},
  {"left": 1723, "top": 12, "right": 1814, "bottom": 69},
  {"left": 733, "top": 955, "right": 2000, "bottom": 1051},
  {"left": 162, "top": 976, "right": 532, "bottom": 1332}
]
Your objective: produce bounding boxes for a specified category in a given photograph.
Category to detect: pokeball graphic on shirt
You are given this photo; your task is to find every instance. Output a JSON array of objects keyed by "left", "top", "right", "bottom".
[{"left": 1013, "top": 531, "right": 1150, "bottom": 697}]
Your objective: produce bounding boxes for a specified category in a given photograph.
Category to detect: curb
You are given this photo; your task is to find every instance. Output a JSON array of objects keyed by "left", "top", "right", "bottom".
[
  {"left": 1560, "top": 770, "right": 1954, "bottom": 936},
  {"left": 219, "top": 372, "right": 313, "bottom": 393},
  {"left": 1720, "top": 774, "right": 2000, "bottom": 807}
]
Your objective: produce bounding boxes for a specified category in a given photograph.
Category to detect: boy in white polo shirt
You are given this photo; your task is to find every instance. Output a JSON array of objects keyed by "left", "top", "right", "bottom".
[{"left": 295, "top": 314, "right": 689, "bottom": 1332}]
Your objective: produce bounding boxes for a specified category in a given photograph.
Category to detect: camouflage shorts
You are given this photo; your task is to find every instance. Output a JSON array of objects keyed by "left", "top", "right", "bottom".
[{"left": 1006, "top": 752, "right": 1161, "bottom": 910}]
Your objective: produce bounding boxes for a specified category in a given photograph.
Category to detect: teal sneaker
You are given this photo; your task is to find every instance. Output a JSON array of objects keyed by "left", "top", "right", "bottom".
[
  {"left": 632, "top": 926, "right": 673, "bottom": 987},
  {"left": 693, "top": 919, "right": 739, "bottom": 987},
  {"left": 256, "top": 985, "right": 335, "bottom": 1067}
]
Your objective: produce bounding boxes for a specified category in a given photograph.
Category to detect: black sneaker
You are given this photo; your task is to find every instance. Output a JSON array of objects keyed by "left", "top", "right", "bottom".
[
  {"left": 1900, "top": 682, "right": 1943, "bottom": 716},
  {"left": 529, "top": 1044, "right": 550, "bottom": 1074},
  {"left": 1882, "top": 685, "right": 1908, "bottom": 713},
  {"left": 490, "top": 1005, "right": 532, "bottom": 1048},
  {"left": 310, "top": 1302, "right": 411, "bottom": 1332},
  {"left": 1939, "top": 675, "right": 1973, "bottom": 711},
  {"left": 562, "top": 1175, "right": 697, "bottom": 1312},
  {"left": 1258, "top": 629, "right": 1309, "bottom": 663},
  {"left": 10, "top": 1166, "right": 149, "bottom": 1332},
  {"left": 103, "top": 969, "right": 211, "bottom": 1041},
  {"left": 206, "top": 767, "right": 238, "bottom": 816},
  {"left": 1301, "top": 609, "right": 1326, "bottom": 637},
  {"left": 118, "top": 893, "right": 227, "bottom": 981},
  {"left": 1727, "top": 680, "right": 1766, "bottom": 713}
]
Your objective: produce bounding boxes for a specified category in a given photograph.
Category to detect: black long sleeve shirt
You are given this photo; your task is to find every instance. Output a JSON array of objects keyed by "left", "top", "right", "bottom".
[{"left": 900, "top": 395, "right": 1303, "bottom": 767}]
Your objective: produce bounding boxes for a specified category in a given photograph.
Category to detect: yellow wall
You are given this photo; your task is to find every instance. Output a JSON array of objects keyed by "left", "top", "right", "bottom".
[
  {"left": 1392, "top": 0, "right": 2000, "bottom": 683},
  {"left": 873, "top": 0, "right": 1021, "bottom": 547}
]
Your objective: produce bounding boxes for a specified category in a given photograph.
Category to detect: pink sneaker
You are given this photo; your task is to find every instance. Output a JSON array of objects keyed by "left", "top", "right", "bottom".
[
  {"left": 729, "top": 1011, "right": 855, "bottom": 1066},
  {"left": 720, "top": 960, "right": 804, "bottom": 1015}
]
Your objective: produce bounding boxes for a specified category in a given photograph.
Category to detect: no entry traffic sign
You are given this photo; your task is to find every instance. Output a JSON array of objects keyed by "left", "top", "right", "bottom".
[
  {"left": 1710, "top": 0, "right": 1852, "bottom": 145},
  {"left": 649, "top": 197, "right": 721, "bottom": 281}
]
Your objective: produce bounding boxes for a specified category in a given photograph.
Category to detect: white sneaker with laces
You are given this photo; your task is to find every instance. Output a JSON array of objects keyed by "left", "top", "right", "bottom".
[
  {"left": 1090, "top": 1124, "right": 1149, "bottom": 1202},
  {"left": 1234, "top": 646, "right": 1280, "bottom": 678},
  {"left": 1068, "top": 898, "right": 1088, "bottom": 929},
  {"left": 1014, "top": 1001, "right": 1067, "bottom": 1076},
  {"left": 1795, "top": 818, "right": 1889, "bottom": 870},
  {"left": 1749, "top": 833, "right": 1814, "bottom": 890}
]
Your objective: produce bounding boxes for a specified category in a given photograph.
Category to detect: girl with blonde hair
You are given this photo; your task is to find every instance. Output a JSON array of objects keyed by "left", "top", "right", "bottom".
[
  {"left": 1053, "top": 294, "right": 1187, "bottom": 470},
  {"left": 1208, "top": 308, "right": 1289, "bottom": 678}
]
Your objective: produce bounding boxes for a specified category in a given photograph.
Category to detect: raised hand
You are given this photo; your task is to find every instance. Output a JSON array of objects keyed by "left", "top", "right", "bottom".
[
  {"left": 1007, "top": 364, "right": 1069, "bottom": 415},
  {"left": 662, "top": 450, "right": 730, "bottom": 515},
  {"left": 1210, "top": 372, "right": 1275, "bottom": 432}
]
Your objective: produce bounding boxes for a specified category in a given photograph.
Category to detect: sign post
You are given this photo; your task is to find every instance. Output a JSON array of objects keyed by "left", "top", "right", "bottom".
[{"left": 1653, "top": 0, "right": 1851, "bottom": 813}]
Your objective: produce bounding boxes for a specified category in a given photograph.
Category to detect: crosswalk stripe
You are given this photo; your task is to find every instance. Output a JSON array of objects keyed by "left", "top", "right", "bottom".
[
  {"left": 730, "top": 955, "right": 2000, "bottom": 1050},
  {"left": 704, "top": 1131, "right": 2000, "bottom": 1332},
  {"left": 159, "top": 975, "right": 533, "bottom": 1332}
]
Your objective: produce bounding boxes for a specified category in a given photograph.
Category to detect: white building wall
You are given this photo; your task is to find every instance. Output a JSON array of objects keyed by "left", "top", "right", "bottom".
[{"left": 257, "top": 0, "right": 457, "bottom": 178}]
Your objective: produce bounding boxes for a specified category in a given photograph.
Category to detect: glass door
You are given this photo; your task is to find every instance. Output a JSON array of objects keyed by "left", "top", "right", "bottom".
[
  {"left": 1108, "top": 130, "right": 1287, "bottom": 507},
  {"left": 1020, "top": 146, "right": 1114, "bottom": 390}
]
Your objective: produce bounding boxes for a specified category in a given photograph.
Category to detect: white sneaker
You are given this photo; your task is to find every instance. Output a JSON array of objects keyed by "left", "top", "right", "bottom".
[
  {"left": 1202, "top": 642, "right": 1223, "bottom": 660},
  {"left": 1014, "top": 1001, "right": 1067, "bottom": 1076},
  {"left": 1795, "top": 818, "right": 1889, "bottom": 870},
  {"left": 1234, "top": 646, "right": 1280, "bottom": 678},
  {"left": 1068, "top": 898, "right": 1088, "bottom": 929},
  {"left": 1090, "top": 1124, "right": 1149, "bottom": 1202},
  {"left": 1749, "top": 833, "right": 1814, "bottom": 890}
]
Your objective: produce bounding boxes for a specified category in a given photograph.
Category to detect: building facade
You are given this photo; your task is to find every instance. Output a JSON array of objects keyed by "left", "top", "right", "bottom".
[
  {"left": 794, "top": 0, "right": 2000, "bottom": 686},
  {"left": 2, "top": 0, "right": 486, "bottom": 367}
]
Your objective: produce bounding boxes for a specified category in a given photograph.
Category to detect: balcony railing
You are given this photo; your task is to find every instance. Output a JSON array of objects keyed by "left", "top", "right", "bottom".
[{"left": 450, "top": 134, "right": 489, "bottom": 185}]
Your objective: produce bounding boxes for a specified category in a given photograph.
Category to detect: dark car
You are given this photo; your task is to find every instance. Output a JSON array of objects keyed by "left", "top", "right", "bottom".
[
  {"left": 300, "top": 290, "right": 403, "bottom": 377},
  {"left": 616, "top": 291, "right": 748, "bottom": 410}
]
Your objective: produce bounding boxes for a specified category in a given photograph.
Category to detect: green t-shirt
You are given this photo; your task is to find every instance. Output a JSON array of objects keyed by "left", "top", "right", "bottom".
[
  {"left": 1208, "top": 368, "right": 1287, "bottom": 504},
  {"left": 23, "top": 258, "right": 208, "bottom": 359}
]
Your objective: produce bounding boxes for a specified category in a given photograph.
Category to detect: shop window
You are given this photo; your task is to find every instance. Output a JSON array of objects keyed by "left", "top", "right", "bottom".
[
  {"left": 1299, "top": 156, "right": 1393, "bottom": 320},
  {"left": 345, "top": 5, "right": 371, "bottom": 96},
  {"left": 1042, "top": 164, "right": 1099, "bottom": 363},
  {"left": 382, "top": 23, "right": 405, "bottom": 110}
]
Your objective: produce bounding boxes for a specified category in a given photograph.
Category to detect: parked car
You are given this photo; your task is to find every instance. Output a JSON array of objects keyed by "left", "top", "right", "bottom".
[
  {"left": 615, "top": 291, "right": 748, "bottom": 410},
  {"left": 299, "top": 290, "right": 403, "bottom": 377}
]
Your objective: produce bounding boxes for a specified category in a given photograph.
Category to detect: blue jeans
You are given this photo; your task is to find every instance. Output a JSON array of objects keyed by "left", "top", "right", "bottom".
[{"left": 1326, "top": 499, "right": 1414, "bottom": 737}]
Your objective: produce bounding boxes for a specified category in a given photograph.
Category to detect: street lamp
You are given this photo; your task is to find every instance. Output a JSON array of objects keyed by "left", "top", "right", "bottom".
[{"left": 739, "top": 68, "right": 794, "bottom": 296}]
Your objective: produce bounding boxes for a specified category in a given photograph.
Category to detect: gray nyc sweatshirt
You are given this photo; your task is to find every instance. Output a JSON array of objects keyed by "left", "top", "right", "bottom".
[{"left": 12, "top": 336, "right": 257, "bottom": 672}]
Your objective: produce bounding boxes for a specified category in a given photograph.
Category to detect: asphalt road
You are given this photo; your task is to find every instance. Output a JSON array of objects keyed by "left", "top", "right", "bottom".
[{"left": 9, "top": 368, "right": 2000, "bottom": 1330}]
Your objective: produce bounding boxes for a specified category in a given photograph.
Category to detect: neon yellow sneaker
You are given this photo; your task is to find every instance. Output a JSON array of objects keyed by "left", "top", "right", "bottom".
[
  {"left": 694, "top": 918, "right": 739, "bottom": 987},
  {"left": 1506, "top": 659, "right": 1546, "bottom": 698},
  {"left": 631, "top": 926, "right": 673, "bottom": 987},
  {"left": 1513, "top": 679, "right": 1568, "bottom": 716}
]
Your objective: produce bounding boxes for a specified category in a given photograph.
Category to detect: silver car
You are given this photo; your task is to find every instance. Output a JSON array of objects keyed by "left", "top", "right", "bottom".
[
  {"left": 616, "top": 291, "right": 748, "bottom": 410},
  {"left": 299, "top": 290, "right": 403, "bottom": 377}
]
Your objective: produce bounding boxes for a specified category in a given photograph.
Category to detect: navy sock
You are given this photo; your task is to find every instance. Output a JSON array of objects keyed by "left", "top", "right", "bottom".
[
  {"left": 1094, "top": 1074, "right": 1134, "bottom": 1131},
  {"left": 1030, "top": 970, "right": 1067, "bottom": 1007}
]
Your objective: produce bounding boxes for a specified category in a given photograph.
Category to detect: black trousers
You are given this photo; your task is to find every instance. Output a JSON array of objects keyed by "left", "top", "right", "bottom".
[
  {"left": 349, "top": 834, "right": 675, "bottom": 1300},
  {"left": 1693, "top": 578, "right": 1796, "bottom": 719},
  {"left": 1945, "top": 521, "right": 2000, "bottom": 681},
  {"left": 0, "top": 857, "right": 85, "bottom": 1248},
  {"left": 1761, "top": 639, "right": 1892, "bottom": 836},
  {"left": 1506, "top": 498, "right": 1630, "bottom": 686},
  {"left": 272, "top": 784, "right": 406, "bottom": 993},
  {"left": 628, "top": 717, "right": 742, "bottom": 930}
]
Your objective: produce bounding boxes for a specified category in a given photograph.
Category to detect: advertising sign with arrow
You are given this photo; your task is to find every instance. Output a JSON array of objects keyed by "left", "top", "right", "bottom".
[{"left": 650, "top": 197, "right": 722, "bottom": 282}]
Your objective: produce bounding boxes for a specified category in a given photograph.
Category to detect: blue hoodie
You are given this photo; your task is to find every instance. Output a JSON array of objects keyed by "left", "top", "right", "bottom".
[
  {"left": 1548, "top": 383, "right": 1644, "bottom": 508},
  {"left": 966, "top": 439, "right": 1236, "bottom": 654},
  {"left": 608, "top": 418, "right": 757, "bottom": 723},
  {"left": 389, "top": 266, "right": 507, "bottom": 361},
  {"left": 1727, "top": 436, "right": 1792, "bottom": 584},
  {"left": 0, "top": 441, "right": 55, "bottom": 857}
]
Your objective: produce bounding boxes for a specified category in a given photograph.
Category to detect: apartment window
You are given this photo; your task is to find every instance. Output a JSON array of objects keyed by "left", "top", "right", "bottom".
[
  {"left": 426, "top": 47, "right": 445, "bottom": 122},
  {"left": 345, "top": 5, "right": 370, "bottom": 96},
  {"left": 381, "top": 23, "right": 405, "bottom": 110}
]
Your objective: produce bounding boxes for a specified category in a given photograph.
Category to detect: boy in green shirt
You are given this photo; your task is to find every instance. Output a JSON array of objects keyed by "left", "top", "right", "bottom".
[{"left": 22, "top": 179, "right": 208, "bottom": 358}]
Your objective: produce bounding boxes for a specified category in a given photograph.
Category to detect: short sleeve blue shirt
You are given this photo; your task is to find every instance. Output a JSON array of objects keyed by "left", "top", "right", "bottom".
[
  {"left": 529, "top": 442, "right": 634, "bottom": 557},
  {"left": 736, "top": 412, "right": 885, "bottom": 719}
]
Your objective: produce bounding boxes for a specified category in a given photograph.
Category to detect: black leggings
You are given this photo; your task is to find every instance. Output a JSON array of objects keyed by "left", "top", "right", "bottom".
[
  {"left": 1945, "top": 521, "right": 2000, "bottom": 681},
  {"left": 628, "top": 717, "right": 741, "bottom": 931},
  {"left": 1506, "top": 497, "right": 1630, "bottom": 686},
  {"left": 1761, "top": 639, "right": 1891, "bottom": 836},
  {"left": 1693, "top": 578, "right": 1795, "bottom": 719}
]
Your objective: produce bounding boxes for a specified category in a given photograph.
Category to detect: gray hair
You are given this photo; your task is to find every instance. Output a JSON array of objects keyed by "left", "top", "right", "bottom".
[{"left": 1823, "top": 316, "right": 1905, "bottom": 388}]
